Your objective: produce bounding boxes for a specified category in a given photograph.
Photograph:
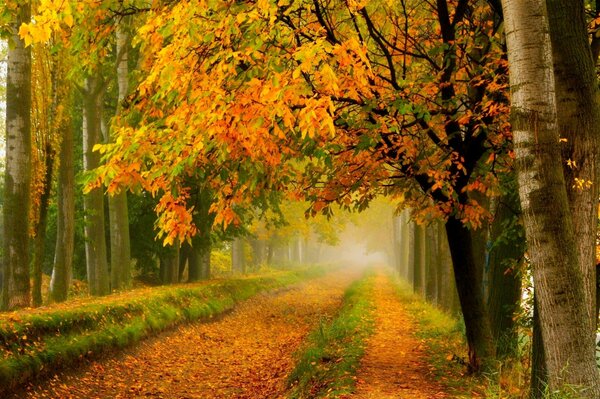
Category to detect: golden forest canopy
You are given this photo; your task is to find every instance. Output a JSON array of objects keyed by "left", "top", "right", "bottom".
[{"left": 16, "top": 0, "right": 510, "bottom": 244}]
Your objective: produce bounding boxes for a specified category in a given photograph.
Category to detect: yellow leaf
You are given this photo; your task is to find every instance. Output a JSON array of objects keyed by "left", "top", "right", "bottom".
[
  {"left": 64, "top": 13, "right": 74, "bottom": 28},
  {"left": 18, "top": 24, "right": 32, "bottom": 47}
]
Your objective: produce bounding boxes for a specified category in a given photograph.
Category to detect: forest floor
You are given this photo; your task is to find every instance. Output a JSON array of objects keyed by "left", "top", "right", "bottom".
[
  {"left": 11, "top": 267, "right": 457, "bottom": 399},
  {"left": 349, "top": 273, "right": 450, "bottom": 398}
]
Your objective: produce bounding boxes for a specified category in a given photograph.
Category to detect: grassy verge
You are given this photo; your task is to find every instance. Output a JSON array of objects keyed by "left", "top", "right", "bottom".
[
  {"left": 0, "top": 265, "right": 328, "bottom": 395},
  {"left": 287, "top": 271, "right": 376, "bottom": 398}
]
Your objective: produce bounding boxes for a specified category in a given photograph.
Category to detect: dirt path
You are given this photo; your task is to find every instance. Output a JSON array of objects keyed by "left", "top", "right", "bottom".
[
  {"left": 351, "top": 272, "right": 448, "bottom": 399},
  {"left": 13, "top": 270, "right": 361, "bottom": 399}
]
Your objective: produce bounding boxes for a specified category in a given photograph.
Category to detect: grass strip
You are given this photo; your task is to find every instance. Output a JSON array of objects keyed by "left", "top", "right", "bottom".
[
  {"left": 0, "top": 265, "right": 328, "bottom": 395},
  {"left": 287, "top": 270, "right": 376, "bottom": 398}
]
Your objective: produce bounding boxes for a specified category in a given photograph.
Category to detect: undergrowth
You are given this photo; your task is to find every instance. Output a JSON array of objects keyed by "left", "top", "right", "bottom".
[
  {"left": 286, "top": 271, "right": 376, "bottom": 398},
  {"left": 0, "top": 265, "right": 327, "bottom": 395}
]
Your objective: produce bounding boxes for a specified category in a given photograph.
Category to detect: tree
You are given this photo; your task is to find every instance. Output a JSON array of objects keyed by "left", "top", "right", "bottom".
[
  {"left": 501, "top": 0, "right": 600, "bottom": 395},
  {"left": 30, "top": 41, "right": 58, "bottom": 307},
  {"left": 2, "top": 1, "right": 32, "bottom": 310},
  {"left": 82, "top": 73, "right": 110, "bottom": 296},
  {"left": 49, "top": 46, "right": 74, "bottom": 303},
  {"left": 109, "top": 16, "right": 132, "bottom": 291},
  {"left": 547, "top": 0, "right": 600, "bottom": 334},
  {"left": 92, "top": 0, "right": 514, "bottom": 372}
]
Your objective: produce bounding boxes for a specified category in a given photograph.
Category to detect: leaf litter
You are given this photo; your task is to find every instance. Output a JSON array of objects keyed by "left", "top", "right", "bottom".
[{"left": 11, "top": 270, "right": 361, "bottom": 399}]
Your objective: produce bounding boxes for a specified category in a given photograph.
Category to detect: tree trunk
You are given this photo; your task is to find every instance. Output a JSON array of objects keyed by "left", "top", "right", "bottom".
[
  {"left": 531, "top": 296, "right": 549, "bottom": 399},
  {"left": 232, "top": 238, "right": 245, "bottom": 273},
  {"left": 2, "top": 2, "right": 32, "bottom": 310},
  {"left": 547, "top": 0, "right": 600, "bottom": 337},
  {"left": 502, "top": 0, "right": 600, "bottom": 393},
  {"left": 487, "top": 189, "right": 524, "bottom": 358},
  {"left": 425, "top": 224, "right": 438, "bottom": 303},
  {"left": 413, "top": 224, "right": 426, "bottom": 296},
  {"left": 159, "top": 245, "right": 179, "bottom": 284},
  {"left": 200, "top": 241, "right": 211, "bottom": 279},
  {"left": 179, "top": 243, "right": 190, "bottom": 281},
  {"left": 49, "top": 122, "right": 74, "bottom": 302},
  {"left": 83, "top": 75, "right": 110, "bottom": 296},
  {"left": 49, "top": 56, "right": 74, "bottom": 304},
  {"left": 109, "top": 19, "right": 132, "bottom": 291},
  {"left": 403, "top": 217, "right": 415, "bottom": 285},
  {"left": 32, "top": 145, "right": 54, "bottom": 306},
  {"left": 189, "top": 237, "right": 211, "bottom": 281},
  {"left": 445, "top": 217, "right": 495, "bottom": 373}
]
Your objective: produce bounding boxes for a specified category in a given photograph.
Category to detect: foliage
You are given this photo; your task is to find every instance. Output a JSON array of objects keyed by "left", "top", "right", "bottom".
[
  {"left": 84, "top": 0, "right": 511, "bottom": 247},
  {"left": 0, "top": 265, "right": 328, "bottom": 394},
  {"left": 287, "top": 271, "right": 375, "bottom": 398}
]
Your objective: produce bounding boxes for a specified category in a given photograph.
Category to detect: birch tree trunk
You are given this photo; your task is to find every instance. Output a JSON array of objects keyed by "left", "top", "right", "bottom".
[
  {"left": 2, "top": 2, "right": 32, "bottom": 310},
  {"left": 501, "top": 0, "right": 600, "bottom": 394},
  {"left": 109, "top": 19, "right": 132, "bottom": 291}
]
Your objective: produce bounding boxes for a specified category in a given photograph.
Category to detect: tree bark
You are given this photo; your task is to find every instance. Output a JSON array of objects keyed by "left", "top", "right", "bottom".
[
  {"left": 413, "top": 224, "right": 426, "bottom": 296},
  {"left": 531, "top": 296, "right": 549, "bottom": 399},
  {"left": 32, "top": 145, "right": 54, "bottom": 306},
  {"left": 232, "top": 238, "right": 245, "bottom": 273},
  {"left": 159, "top": 245, "right": 179, "bottom": 284},
  {"left": 546, "top": 0, "right": 600, "bottom": 339},
  {"left": 487, "top": 188, "right": 524, "bottom": 357},
  {"left": 425, "top": 224, "right": 438, "bottom": 303},
  {"left": 49, "top": 119, "right": 74, "bottom": 302},
  {"left": 49, "top": 49, "right": 74, "bottom": 303},
  {"left": 83, "top": 75, "right": 110, "bottom": 296},
  {"left": 109, "top": 19, "right": 132, "bottom": 291},
  {"left": 2, "top": 2, "right": 32, "bottom": 310},
  {"left": 445, "top": 217, "right": 495, "bottom": 373},
  {"left": 502, "top": 0, "right": 600, "bottom": 394}
]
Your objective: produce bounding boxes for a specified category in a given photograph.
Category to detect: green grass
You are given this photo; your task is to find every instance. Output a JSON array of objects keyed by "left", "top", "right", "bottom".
[
  {"left": 0, "top": 265, "right": 328, "bottom": 395},
  {"left": 286, "top": 271, "right": 376, "bottom": 398}
]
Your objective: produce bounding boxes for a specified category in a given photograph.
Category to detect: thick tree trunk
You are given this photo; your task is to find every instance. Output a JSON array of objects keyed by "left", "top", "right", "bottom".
[
  {"left": 502, "top": 0, "right": 600, "bottom": 394},
  {"left": 109, "top": 20, "right": 132, "bottom": 291},
  {"left": 2, "top": 2, "right": 32, "bottom": 310},
  {"left": 547, "top": 0, "right": 600, "bottom": 337},
  {"left": 83, "top": 76, "right": 110, "bottom": 296},
  {"left": 445, "top": 217, "right": 495, "bottom": 373}
]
